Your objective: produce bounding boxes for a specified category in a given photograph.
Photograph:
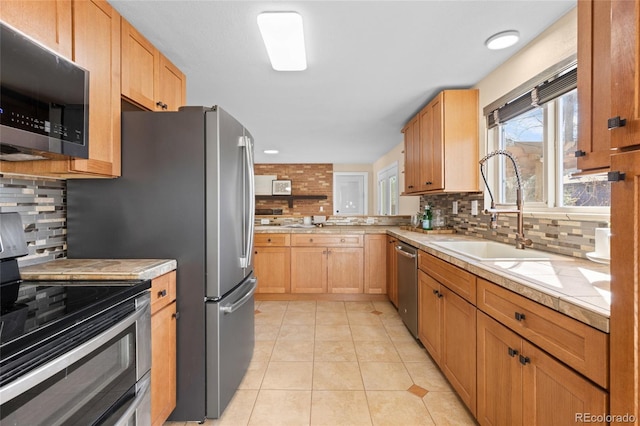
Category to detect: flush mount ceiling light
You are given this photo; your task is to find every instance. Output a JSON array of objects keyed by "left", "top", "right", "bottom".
[
  {"left": 263, "top": 149, "right": 279, "bottom": 154},
  {"left": 485, "top": 30, "right": 520, "bottom": 50},
  {"left": 257, "top": 12, "right": 307, "bottom": 71}
]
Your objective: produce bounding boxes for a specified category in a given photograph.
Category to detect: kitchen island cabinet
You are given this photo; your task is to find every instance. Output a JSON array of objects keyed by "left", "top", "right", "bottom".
[
  {"left": 150, "top": 270, "right": 177, "bottom": 426},
  {"left": 121, "top": 18, "right": 186, "bottom": 112}
]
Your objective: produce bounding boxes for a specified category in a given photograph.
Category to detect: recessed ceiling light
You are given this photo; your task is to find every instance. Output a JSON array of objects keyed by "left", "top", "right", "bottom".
[
  {"left": 485, "top": 30, "right": 520, "bottom": 50},
  {"left": 257, "top": 12, "right": 307, "bottom": 71},
  {"left": 264, "top": 149, "right": 279, "bottom": 155}
]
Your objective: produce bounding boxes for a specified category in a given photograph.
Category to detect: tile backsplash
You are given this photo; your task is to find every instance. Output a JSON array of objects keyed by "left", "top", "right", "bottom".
[
  {"left": 0, "top": 175, "right": 66, "bottom": 266},
  {"left": 419, "top": 193, "right": 609, "bottom": 259}
]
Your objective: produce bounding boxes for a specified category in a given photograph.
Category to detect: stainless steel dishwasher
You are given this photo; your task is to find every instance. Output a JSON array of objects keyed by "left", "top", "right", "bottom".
[{"left": 395, "top": 241, "right": 418, "bottom": 338}]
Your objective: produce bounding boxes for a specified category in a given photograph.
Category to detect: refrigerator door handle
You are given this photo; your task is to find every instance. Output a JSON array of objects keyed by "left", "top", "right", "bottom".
[
  {"left": 239, "top": 136, "right": 255, "bottom": 269},
  {"left": 220, "top": 278, "right": 257, "bottom": 314}
]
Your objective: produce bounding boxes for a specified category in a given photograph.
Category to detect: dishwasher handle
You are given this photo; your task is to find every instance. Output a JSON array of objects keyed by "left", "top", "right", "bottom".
[{"left": 395, "top": 245, "right": 417, "bottom": 259}]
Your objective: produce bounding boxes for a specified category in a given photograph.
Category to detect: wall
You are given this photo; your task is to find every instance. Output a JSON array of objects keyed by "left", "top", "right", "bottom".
[
  {"left": 255, "top": 164, "right": 333, "bottom": 215},
  {"left": 0, "top": 175, "right": 67, "bottom": 266},
  {"left": 372, "top": 141, "right": 421, "bottom": 215}
]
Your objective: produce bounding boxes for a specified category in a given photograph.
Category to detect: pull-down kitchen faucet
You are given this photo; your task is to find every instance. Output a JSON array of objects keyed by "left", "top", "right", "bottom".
[{"left": 479, "top": 150, "right": 532, "bottom": 250}]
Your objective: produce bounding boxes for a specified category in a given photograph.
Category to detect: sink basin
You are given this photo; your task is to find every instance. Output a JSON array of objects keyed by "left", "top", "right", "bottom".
[{"left": 432, "top": 240, "right": 554, "bottom": 261}]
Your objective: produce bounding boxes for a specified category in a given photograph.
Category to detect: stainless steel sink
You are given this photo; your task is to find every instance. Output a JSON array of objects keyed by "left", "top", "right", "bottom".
[{"left": 432, "top": 240, "right": 555, "bottom": 261}]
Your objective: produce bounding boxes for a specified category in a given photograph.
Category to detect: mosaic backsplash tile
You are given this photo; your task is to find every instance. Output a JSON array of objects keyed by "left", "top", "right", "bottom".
[
  {"left": 419, "top": 193, "right": 609, "bottom": 259},
  {"left": 0, "top": 175, "right": 66, "bottom": 266}
]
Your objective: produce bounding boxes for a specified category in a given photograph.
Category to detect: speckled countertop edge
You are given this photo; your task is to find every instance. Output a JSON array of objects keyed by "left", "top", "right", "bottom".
[
  {"left": 20, "top": 259, "right": 177, "bottom": 281},
  {"left": 257, "top": 225, "right": 611, "bottom": 332}
]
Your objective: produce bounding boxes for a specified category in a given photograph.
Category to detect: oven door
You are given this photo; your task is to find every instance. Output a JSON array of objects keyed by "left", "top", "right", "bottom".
[{"left": 0, "top": 294, "right": 151, "bottom": 425}]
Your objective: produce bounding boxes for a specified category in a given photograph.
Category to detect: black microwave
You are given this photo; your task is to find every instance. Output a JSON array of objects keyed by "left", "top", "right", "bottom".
[{"left": 0, "top": 22, "right": 89, "bottom": 161}]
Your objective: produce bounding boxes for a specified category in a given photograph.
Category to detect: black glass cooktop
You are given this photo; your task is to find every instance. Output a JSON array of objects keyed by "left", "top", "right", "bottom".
[{"left": 0, "top": 280, "right": 150, "bottom": 386}]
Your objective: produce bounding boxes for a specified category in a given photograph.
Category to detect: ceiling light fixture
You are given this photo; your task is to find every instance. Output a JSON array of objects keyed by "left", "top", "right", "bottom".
[
  {"left": 485, "top": 30, "right": 520, "bottom": 50},
  {"left": 264, "top": 149, "right": 279, "bottom": 154},
  {"left": 257, "top": 12, "right": 307, "bottom": 71}
]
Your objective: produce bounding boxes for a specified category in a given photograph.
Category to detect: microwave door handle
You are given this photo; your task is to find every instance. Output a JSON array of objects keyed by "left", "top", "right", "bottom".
[{"left": 113, "top": 373, "right": 151, "bottom": 426}]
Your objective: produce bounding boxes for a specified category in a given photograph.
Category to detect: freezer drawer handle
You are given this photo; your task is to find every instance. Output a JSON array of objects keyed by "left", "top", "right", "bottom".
[{"left": 221, "top": 278, "right": 257, "bottom": 315}]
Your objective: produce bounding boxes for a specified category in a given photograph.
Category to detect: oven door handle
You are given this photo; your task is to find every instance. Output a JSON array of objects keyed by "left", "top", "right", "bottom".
[
  {"left": 0, "top": 296, "right": 151, "bottom": 404},
  {"left": 113, "top": 372, "right": 150, "bottom": 426}
]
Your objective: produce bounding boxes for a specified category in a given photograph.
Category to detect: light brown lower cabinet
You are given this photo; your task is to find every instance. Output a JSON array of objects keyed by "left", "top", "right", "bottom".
[
  {"left": 477, "top": 312, "right": 608, "bottom": 426},
  {"left": 150, "top": 271, "right": 177, "bottom": 426},
  {"left": 364, "top": 234, "right": 387, "bottom": 294},
  {"left": 254, "top": 234, "right": 291, "bottom": 293},
  {"left": 418, "top": 270, "right": 476, "bottom": 415}
]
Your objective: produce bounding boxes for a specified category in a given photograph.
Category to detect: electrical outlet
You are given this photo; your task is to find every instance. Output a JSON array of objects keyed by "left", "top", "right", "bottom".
[
  {"left": 452, "top": 201, "right": 458, "bottom": 215},
  {"left": 319, "top": 206, "right": 324, "bottom": 212},
  {"left": 260, "top": 219, "right": 270, "bottom": 225},
  {"left": 471, "top": 200, "right": 479, "bottom": 216},
  {"left": 366, "top": 217, "right": 375, "bottom": 224}
]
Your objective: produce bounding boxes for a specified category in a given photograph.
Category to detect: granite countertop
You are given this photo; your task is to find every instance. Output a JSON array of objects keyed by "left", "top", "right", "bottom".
[
  {"left": 19, "top": 258, "right": 177, "bottom": 281},
  {"left": 257, "top": 225, "right": 611, "bottom": 332}
]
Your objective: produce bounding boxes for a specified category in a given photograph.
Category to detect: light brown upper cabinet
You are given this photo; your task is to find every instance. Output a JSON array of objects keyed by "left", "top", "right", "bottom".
[
  {"left": 403, "top": 89, "right": 479, "bottom": 194},
  {"left": 121, "top": 18, "right": 186, "bottom": 112},
  {"left": 0, "top": 0, "right": 72, "bottom": 58},
  {"left": 0, "top": 0, "right": 122, "bottom": 178},
  {"left": 576, "top": 0, "right": 612, "bottom": 173}
]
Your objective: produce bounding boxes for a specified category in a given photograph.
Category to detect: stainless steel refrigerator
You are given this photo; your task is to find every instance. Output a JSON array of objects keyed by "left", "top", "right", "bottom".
[{"left": 67, "top": 106, "right": 256, "bottom": 421}]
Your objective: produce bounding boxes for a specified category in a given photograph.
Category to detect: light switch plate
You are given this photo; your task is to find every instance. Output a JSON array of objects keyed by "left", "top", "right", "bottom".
[
  {"left": 471, "top": 200, "right": 478, "bottom": 216},
  {"left": 260, "top": 219, "right": 270, "bottom": 225},
  {"left": 452, "top": 201, "right": 458, "bottom": 215},
  {"left": 366, "top": 217, "right": 375, "bottom": 224}
]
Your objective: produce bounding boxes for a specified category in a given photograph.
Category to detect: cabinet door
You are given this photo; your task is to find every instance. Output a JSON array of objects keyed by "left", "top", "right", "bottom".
[
  {"left": 576, "top": 0, "right": 611, "bottom": 172},
  {"left": 254, "top": 247, "right": 291, "bottom": 293},
  {"left": 158, "top": 55, "right": 186, "bottom": 111},
  {"left": 71, "top": 0, "right": 121, "bottom": 177},
  {"left": 609, "top": 150, "right": 640, "bottom": 418},
  {"left": 610, "top": 0, "right": 640, "bottom": 149},
  {"left": 0, "top": 0, "right": 72, "bottom": 58},
  {"left": 291, "top": 247, "right": 327, "bottom": 293},
  {"left": 441, "top": 286, "right": 476, "bottom": 416},
  {"left": 386, "top": 236, "right": 398, "bottom": 307},
  {"left": 418, "top": 271, "right": 441, "bottom": 365},
  {"left": 151, "top": 302, "right": 177, "bottom": 426},
  {"left": 419, "top": 95, "right": 444, "bottom": 191},
  {"left": 477, "top": 312, "right": 523, "bottom": 426},
  {"left": 121, "top": 18, "right": 159, "bottom": 111},
  {"left": 403, "top": 117, "right": 420, "bottom": 193},
  {"left": 327, "top": 247, "right": 363, "bottom": 293},
  {"left": 364, "top": 235, "right": 387, "bottom": 294},
  {"left": 522, "top": 342, "right": 608, "bottom": 426}
]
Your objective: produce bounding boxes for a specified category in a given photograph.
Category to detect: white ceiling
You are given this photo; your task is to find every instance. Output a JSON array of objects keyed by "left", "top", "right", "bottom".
[{"left": 110, "top": 0, "right": 576, "bottom": 164}]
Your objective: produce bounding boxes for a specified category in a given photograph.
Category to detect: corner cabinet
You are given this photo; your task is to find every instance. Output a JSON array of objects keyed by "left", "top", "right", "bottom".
[
  {"left": 576, "top": 0, "right": 612, "bottom": 173},
  {"left": 150, "top": 271, "right": 177, "bottom": 426},
  {"left": 0, "top": 0, "right": 122, "bottom": 178},
  {"left": 403, "top": 89, "right": 479, "bottom": 194},
  {"left": 121, "top": 18, "right": 186, "bottom": 112}
]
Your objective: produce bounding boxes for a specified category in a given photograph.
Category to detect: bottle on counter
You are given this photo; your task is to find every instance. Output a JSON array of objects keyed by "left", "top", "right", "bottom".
[{"left": 422, "top": 204, "right": 432, "bottom": 230}]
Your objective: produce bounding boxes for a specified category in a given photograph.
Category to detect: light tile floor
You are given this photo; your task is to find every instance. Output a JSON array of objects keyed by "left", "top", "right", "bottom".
[{"left": 165, "top": 300, "right": 476, "bottom": 426}]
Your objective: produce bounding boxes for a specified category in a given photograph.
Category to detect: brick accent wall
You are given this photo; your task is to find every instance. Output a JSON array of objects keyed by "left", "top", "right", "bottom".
[{"left": 255, "top": 164, "right": 333, "bottom": 215}]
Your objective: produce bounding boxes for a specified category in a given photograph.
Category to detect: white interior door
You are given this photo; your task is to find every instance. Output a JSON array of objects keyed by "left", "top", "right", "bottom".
[{"left": 333, "top": 172, "right": 368, "bottom": 215}]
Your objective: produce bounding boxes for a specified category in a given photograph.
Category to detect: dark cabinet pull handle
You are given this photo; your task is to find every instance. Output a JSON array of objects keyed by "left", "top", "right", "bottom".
[
  {"left": 574, "top": 150, "right": 586, "bottom": 158},
  {"left": 519, "top": 355, "right": 530, "bottom": 365},
  {"left": 607, "top": 171, "right": 626, "bottom": 182},
  {"left": 608, "top": 116, "right": 627, "bottom": 129},
  {"left": 172, "top": 312, "right": 180, "bottom": 320},
  {"left": 515, "top": 312, "right": 526, "bottom": 321},
  {"left": 255, "top": 250, "right": 258, "bottom": 254},
  {"left": 408, "top": 185, "right": 414, "bottom": 189},
  {"left": 310, "top": 238, "right": 313, "bottom": 242},
  {"left": 508, "top": 347, "right": 518, "bottom": 357},
  {"left": 158, "top": 289, "right": 167, "bottom": 298},
  {"left": 433, "top": 289, "right": 439, "bottom": 295},
  {"left": 425, "top": 181, "right": 433, "bottom": 185},
  {"left": 437, "top": 292, "right": 443, "bottom": 298},
  {"left": 156, "top": 101, "right": 164, "bottom": 108}
]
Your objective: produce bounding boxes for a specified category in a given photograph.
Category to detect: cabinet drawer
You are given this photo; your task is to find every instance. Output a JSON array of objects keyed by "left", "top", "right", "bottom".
[
  {"left": 291, "top": 234, "right": 363, "bottom": 247},
  {"left": 477, "top": 278, "right": 609, "bottom": 389},
  {"left": 151, "top": 271, "right": 176, "bottom": 314},
  {"left": 419, "top": 251, "right": 476, "bottom": 304},
  {"left": 255, "top": 233, "right": 290, "bottom": 246}
]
